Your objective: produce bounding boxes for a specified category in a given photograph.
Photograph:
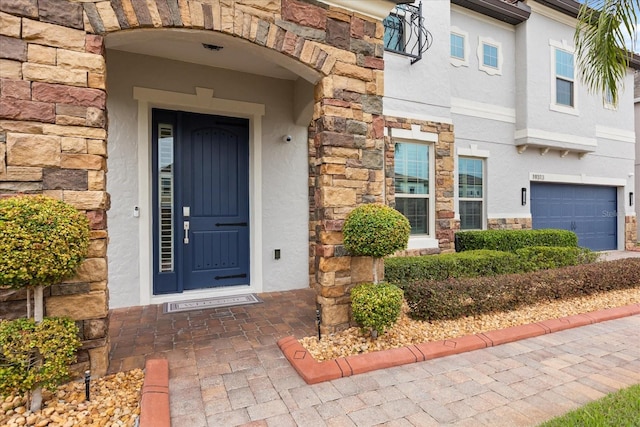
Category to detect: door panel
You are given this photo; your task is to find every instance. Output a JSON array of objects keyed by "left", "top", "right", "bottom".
[
  {"left": 182, "top": 112, "right": 250, "bottom": 290},
  {"left": 152, "top": 109, "right": 250, "bottom": 295},
  {"left": 531, "top": 183, "right": 617, "bottom": 251}
]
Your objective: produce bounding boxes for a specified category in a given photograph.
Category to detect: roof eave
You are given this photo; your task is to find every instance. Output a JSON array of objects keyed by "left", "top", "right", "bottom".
[{"left": 451, "top": 0, "right": 531, "bottom": 25}]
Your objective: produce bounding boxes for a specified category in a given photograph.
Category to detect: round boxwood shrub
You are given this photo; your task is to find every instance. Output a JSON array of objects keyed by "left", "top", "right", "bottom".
[
  {"left": 343, "top": 204, "right": 410, "bottom": 258},
  {"left": 0, "top": 317, "right": 81, "bottom": 396},
  {"left": 351, "top": 282, "right": 404, "bottom": 336},
  {"left": 0, "top": 195, "right": 90, "bottom": 289}
]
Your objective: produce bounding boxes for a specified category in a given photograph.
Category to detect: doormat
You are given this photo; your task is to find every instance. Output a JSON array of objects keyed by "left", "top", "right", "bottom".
[{"left": 163, "top": 294, "right": 262, "bottom": 314}]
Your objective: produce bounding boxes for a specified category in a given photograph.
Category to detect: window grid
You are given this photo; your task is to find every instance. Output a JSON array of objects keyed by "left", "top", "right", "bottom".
[
  {"left": 458, "top": 157, "right": 484, "bottom": 230},
  {"left": 555, "top": 49, "right": 574, "bottom": 107},
  {"left": 451, "top": 33, "right": 464, "bottom": 59},
  {"left": 483, "top": 43, "right": 498, "bottom": 68},
  {"left": 158, "top": 123, "right": 175, "bottom": 272},
  {"left": 383, "top": 13, "right": 405, "bottom": 53},
  {"left": 395, "top": 142, "right": 431, "bottom": 235}
]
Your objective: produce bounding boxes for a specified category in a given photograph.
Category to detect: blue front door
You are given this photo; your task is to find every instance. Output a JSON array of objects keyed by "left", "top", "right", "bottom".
[{"left": 152, "top": 110, "right": 250, "bottom": 294}]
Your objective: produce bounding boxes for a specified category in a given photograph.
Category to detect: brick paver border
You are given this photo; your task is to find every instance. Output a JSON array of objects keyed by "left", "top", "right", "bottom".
[{"left": 278, "top": 303, "right": 640, "bottom": 384}]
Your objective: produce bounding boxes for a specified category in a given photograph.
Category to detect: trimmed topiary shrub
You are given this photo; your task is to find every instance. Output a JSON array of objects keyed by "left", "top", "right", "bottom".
[
  {"left": 343, "top": 203, "right": 410, "bottom": 284},
  {"left": 0, "top": 195, "right": 90, "bottom": 288},
  {"left": 343, "top": 204, "right": 410, "bottom": 258},
  {"left": 0, "top": 317, "right": 81, "bottom": 397},
  {"left": 402, "top": 258, "right": 640, "bottom": 321},
  {"left": 455, "top": 229, "right": 578, "bottom": 252},
  {"left": 351, "top": 282, "right": 404, "bottom": 336}
]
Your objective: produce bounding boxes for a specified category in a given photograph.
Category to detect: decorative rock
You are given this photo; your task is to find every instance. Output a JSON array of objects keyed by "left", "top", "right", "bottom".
[
  {"left": 57, "top": 49, "right": 106, "bottom": 73},
  {"left": 22, "top": 63, "right": 87, "bottom": 87},
  {"left": 0, "top": 11, "right": 22, "bottom": 37},
  {"left": 6, "top": 133, "right": 60, "bottom": 167},
  {"left": 45, "top": 290, "right": 108, "bottom": 320},
  {"left": 87, "top": 170, "right": 105, "bottom": 191},
  {"left": 282, "top": 0, "right": 327, "bottom": 30},
  {"left": 60, "top": 136, "right": 87, "bottom": 154},
  {"left": 0, "top": 99, "right": 55, "bottom": 122},
  {"left": 83, "top": 318, "right": 108, "bottom": 340},
  {"left": 0, "top": 59, "right": 22, "bottom": 79},
  {"left": 33, "top": 83, "right": 106, "bottom": 109},
  {"left": 61, "top": 153, "right": 104, "bottom": 170},
  {"left": 22, "top": 19, "right": 86, "bottom": 51},
  {"left": 0, "top": 0, "right": 38, "bottom": 18},
  {"left": 0, "top": 36, "right": 27, "bottom": 61},
  {"left": 43, "top": 168, "right": 88, "bottom": 191},
  {"left": 38, "top": 0, "right": 83, "bottom": 29},
  {"left": 3, "top": 166, "right": 43, "bottom": 181}
]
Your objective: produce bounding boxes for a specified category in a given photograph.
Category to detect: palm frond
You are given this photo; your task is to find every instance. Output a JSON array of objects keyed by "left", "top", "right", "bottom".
[{"left": 575, "top": 0, "right": 638, "bottom": 105}]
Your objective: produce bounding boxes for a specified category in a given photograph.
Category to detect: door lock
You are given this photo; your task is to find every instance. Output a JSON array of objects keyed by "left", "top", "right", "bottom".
[{"left": 183, "top": 220, "right": 190, "bottom": 244}]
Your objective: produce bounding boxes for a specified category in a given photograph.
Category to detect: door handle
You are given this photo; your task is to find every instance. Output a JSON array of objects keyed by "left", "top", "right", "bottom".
[{"left": 183, "top": 220, "right": 190, "bottom": 244}]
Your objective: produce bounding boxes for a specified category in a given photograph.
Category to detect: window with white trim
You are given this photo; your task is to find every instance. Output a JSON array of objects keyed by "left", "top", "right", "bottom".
[
  {"left": 450, "top": 27, "right": 469, "bottom": 67},
  {"left": 555, "top": 48, "right": 574, "bottom": 107},
  {"left": 395, "top": 142, "right": 432, "bottom": 235},
  {"left": 477, "top": 36, "right": 502, "bottom": 75},
  {"left": 458, "top": 157, "right": 484, "bottom": 230},
  {"left": 604, "top": 89, "right": 617, "bottom": 110},
  {"left": 451, "top": 33, "right": 464, "bottom": 59}
]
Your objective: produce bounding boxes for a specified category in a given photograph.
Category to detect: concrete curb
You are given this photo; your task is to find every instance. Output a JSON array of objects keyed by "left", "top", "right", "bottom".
[
  {"left": 139, "top": 358, "right": 170, "bottom": 427},
  {"left": 278, "top": 303, "right": 640, "bottom": 384}
]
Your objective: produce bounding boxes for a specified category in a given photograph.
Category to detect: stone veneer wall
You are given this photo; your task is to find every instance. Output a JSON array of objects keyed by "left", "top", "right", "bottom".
[
  {"left": 0, "top": 0, "right": 110, "bottom": 376},
  {"left": 625, "top": 215, "right": 637, "bottom": 249},
  {"left": 487, "top": 217, "right": 533, "bottom": 230},
  {"left": 1, "top": 0, "right": 391, "bottom": 342},
  {"left": 384, "top": 116, "right": 458, "bottom": 257}
]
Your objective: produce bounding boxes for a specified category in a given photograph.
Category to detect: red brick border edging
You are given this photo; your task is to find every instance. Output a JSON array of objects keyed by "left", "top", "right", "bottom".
[
  {"left": 139, "top": 359, "right": 170, "bottom": 427},
  {"left": 278, "top": 303, "right": 640, "bottom": 384}
]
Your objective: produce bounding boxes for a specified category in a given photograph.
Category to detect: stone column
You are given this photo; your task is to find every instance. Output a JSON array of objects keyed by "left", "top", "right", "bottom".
[
  {"left": 304, "top": 7, "right": 387, "bottom": 333},
  {"left": 0, "top": 0, "right": 110, "bottom": 376}
]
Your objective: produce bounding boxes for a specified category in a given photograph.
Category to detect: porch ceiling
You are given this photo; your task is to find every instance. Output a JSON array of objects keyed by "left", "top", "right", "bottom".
[{"left": 105, "top": 28, "right": 321, "bottom": 83}]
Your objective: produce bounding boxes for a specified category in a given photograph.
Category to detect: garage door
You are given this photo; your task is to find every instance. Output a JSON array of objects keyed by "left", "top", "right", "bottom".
[{"left": 530, "top": 183, "right": 617, "bottom": 251}]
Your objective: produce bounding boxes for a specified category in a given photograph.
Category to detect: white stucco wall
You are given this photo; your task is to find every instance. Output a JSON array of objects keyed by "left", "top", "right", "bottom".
[
  {"left": 106, "top": 50, "right": 309, "bottom": 308},
  {"left": 516, "top": 6, "right": 635, "bottom": 140},
  {"left": 383, "top": 0, "right": 635, "bottom": 248},
  {"left": 383, "top": 0, "right": 451, "bottom": 121},
  {"left": 635, "top": 97, "right": 640, "bottom": 232},
  {"left": 449, "top": 6, "right": 516, "bottom": 109}
]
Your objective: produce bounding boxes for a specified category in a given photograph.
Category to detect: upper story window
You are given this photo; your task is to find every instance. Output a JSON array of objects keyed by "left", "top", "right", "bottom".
[
  {"left": 383, "top": 2, "right": 433, "bottom": 64},
  {"left": 383, "top": 13, "right": 404, "bottom": 53},
  {"left": 395, "top": 142, "right": 432, "bottom": 235},
  {"left": 604, "top": 89, "right": 617, "bottom": 110},
  {"left": 483, "top": 43, "right": 498, "bottom": 68},
  {"left": 549, "top": 40, "right": 578, "bottom": 115},
  {"left": 450, "top": 27, "right": 469, "bottom": 67},
  {"left": 451, "top": 33, "right": 465, "bottom": 59},
  {"left": 477, "top": 36, "right": 503, "bottom": 76},
  {"left": 555, "top": 49, "right": 574, "bottom": 107},
  {"left": 458, "top": 157, "right": 484, "bottom": 230}
]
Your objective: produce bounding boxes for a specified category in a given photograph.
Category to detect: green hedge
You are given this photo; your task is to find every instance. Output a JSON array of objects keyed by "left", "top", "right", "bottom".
[
  {"left": 402, "top": 258, "right": 640, "bottom": 321},
  {"left": 384, "top": 250, "right": 523, "bottom": 284},
  {"left": 455, "top": 229, "right": 578, "bottom": 252},
  {"left": 384, "top": 246, "right": 596, "bottom": 285},
  {"left": 515, "top": 246, "right": 598, "bottom": 270}
]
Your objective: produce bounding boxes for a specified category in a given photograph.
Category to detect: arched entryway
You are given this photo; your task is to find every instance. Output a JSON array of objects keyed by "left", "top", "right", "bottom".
[{"left": 0, "top": 0, "right": 393, "bottom": 375}]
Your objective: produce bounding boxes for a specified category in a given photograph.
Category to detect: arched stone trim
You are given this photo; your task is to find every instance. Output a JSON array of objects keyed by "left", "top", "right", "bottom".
[{"left": 81, "top": 0, "right": 340, "bottom": 77}]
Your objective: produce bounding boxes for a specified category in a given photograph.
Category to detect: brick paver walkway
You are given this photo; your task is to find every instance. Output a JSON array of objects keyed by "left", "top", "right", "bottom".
[{"left": 109, "top": 288, "right": 640, "bottom": 426}]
